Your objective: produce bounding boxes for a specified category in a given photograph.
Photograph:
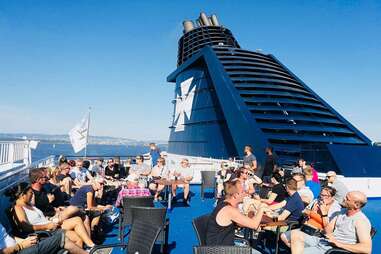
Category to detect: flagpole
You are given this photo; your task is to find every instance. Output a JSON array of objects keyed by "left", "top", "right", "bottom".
[{"left": 85, "top": 107, "right": 91, "bottom": 158}]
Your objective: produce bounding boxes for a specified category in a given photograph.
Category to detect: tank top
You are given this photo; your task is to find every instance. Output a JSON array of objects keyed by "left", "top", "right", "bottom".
[
  {"left": 22, "top": 206, "right": 50, "bottom": 226},
  {"left": 206, "top": 201, "right": 235, "bottom": 246},
  {"left": 333, "top": 211, "right": 371, "bottom": 245}
]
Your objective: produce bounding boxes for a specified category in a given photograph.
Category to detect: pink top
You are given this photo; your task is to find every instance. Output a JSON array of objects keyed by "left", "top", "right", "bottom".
[
  {"left": 115, "top": 187, "right": 151, "bottom": 207},
  {"left": 312, "top": 168, "right": 320, "bottom": 183}
]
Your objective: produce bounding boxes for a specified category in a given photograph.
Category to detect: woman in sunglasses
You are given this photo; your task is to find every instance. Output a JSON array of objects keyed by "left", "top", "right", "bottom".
[{"left": 280, "top": 186, "right": 341, "bottom": 248}]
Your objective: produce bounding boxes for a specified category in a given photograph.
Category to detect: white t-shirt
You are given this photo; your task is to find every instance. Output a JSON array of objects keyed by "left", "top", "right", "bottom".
[
  {"left": 0, "top": 223, "right": 16, "bottom": 249},
  {"left": 174, "top": 166, "right": 194, "bottom": 179},
  {"left": 150, "top": 165, "right": 169, "bottom": 178}
]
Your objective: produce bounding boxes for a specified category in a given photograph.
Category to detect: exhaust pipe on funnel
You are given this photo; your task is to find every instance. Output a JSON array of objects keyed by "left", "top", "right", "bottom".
[
  {"left": 183, "top": 20, "right": 194, "bottom": 33},
  {"left": 199, "top": 12, "right": 211, "bottom": 26},
  {"left": 211, "top": 14, "right": 220, "bottom": 26}
]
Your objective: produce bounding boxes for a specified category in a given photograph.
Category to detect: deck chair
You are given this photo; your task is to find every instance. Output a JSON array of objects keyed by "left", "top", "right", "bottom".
[
  {"left": 193, "top": 246, "right": 252, "bottom": 254},
  {"left": 90, "top": 220, "right": 161, "bottom": 254},
  {"left": 130, "top": 206, "right": 169, "bottom": 253},
  {"left": 201, "top": 171, "right": 216, "bottom": 200},
  {"left": 118, "top": 195, "right": 154, "bottom": 242}
]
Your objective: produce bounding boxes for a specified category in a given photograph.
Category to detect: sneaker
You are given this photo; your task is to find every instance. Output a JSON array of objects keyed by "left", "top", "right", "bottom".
[
  {"left": 183, "top": 197, "right": 190, "bottom": 207},
  {"left": 235, "top": 228, "right": 245, "bottom": 238}
]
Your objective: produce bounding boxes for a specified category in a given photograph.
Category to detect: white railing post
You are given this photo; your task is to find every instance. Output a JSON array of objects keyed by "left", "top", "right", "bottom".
[{"left": 8, "top": 143, "right": 14, "bottom": 168}]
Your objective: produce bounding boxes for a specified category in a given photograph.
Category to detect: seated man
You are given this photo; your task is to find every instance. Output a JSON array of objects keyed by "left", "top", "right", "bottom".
[
  {"left": 205, "top": 180, "right": 267, "bottom": 253},
  {"left": 148, "top": 157, "right": 169, "bottom": 201},
  {"left": 115, "top": 175, "right": 151, "bottom": 207},
  {"left": 29, "top": 168, "right": 79, "bottom": 221},
  {"left": 104, "top": 159, "right": 121, "bottom": 180},
  {"left": 269, "top": 178, "right": 304, "bottom": 223},
  {"left": 256, "top": 172, "right": 288, "bottom": 205},
  {"left": 0, "top": 223, "right": 87, "bottom": 254},
  {"left": 293, "top": 173, "right": 314, "bottom": 204},
  {"left": 216, "top": 162, "right": 234, "bottom": 199},
  {"left": 56, "top": 162, "right": 73, "bottom": 196},
  {"left": 171, "top": 158, "right": 194, "bottom": 205},
  {"left": 291, "top": 191, "right": 372, "bottom": 254},
  {"left": 129, "top": 156, "right": 151, "bottom": 177},
  {"left": 70, "top": 159, "right": 88, "bottom": 187}
]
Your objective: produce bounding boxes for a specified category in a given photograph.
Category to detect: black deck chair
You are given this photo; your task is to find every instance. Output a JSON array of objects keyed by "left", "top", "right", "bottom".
[
  {"left": 5, "top": 206, "right": 52, "bottom": 239},
  {"left": 192, "top": 214, "right": 210, "bottom": 246},
  {"left": 192, "top": 214, "right": 250, "bottom": 247},
  {"left": 118, "top": 195, "right": 154, "bottom": 243},
  {"left": 201, "top": 171, "right": 216, "bottom": 200},
  {"left": 130, "top": 206, "right": 169, "bottom": 254},
  {"left": 324, "top": 227, "right": 377, "bottom": 254},
  {"left": 193, "top": 246, "right": 252, "bottom": 254},
  {"left": 90, "top": 219, "right": 161, "bottom": 254}
]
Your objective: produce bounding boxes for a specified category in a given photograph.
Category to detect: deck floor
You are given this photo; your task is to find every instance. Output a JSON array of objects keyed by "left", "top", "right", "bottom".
[{"left": 103, "top": 185, "right": 381, "bottom": 254}]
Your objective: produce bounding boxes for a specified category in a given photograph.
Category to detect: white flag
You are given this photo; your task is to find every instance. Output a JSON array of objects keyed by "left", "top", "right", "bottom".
[{"left": 69, "top": 112, "right": 90, "bottom": 153}]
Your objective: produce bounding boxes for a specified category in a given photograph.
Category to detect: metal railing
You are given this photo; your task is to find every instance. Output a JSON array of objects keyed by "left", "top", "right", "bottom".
[
  {"left": 0, "top": 155, "right": 55, "bottom": 194},
  {"left": 0, "top": 141, "right": 29, "bottom": 167}
]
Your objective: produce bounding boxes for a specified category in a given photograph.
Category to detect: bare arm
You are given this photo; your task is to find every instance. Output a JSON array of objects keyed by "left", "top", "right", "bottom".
[
  {"left": 277, "top": 209, "right": 291, "bottom": 221},
  {"left": 261, "top": 192, "right": 278, "bottom": 204},
  {"left": 331, "top": 221, "right": 372, "bottom": 254},
  {"left": 13, "top": 205, "right": 55, "bottom": 232},
  {"left": 228, "top": 206, "right": 265, "bottom": 230},
  {"left": 269, "top": 200, "right": 286, "bottom": 210},
  {"left": 324, "top": 215, "right": 338, "bottom": 234},
  {"left": 86, "top": 192, "right": 95, "bottom": 209}
]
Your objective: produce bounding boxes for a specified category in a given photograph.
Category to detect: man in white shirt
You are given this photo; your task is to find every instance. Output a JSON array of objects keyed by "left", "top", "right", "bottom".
[{"left": 171, "top": 158, "right": 194, "bottom": 206}]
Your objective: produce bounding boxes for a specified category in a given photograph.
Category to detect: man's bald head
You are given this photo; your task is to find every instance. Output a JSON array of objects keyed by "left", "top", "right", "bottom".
[{"left": 349, "top": 191, "right": 368, "bottom": 208}]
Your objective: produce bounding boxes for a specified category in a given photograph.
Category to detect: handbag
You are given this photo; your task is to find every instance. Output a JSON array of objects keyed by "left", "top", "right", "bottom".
[{"left": 300, "top": 224, "right": 323, "bottom": 237}]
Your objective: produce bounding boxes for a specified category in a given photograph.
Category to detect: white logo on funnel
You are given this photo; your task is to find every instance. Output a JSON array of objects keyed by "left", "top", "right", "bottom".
[{"left": 174, "top": 77, "right": 196, "bottom": 132}]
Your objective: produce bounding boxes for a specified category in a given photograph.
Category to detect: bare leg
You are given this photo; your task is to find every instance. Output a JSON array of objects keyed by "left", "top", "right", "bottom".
[
  {"left": 61, "top": 216, "right": 94, "bottom": 247},
  {"left": 59, "top": 205, "right": 80, "bottom": 221},
  {"left": 63, "top": 236, "right": 88, "bottom": 254},
  {"left": 183, "top": 184, "right": 190, "bottom": 200},
  {"left": 84, "top": 215, "right": 91, "bottom": 236},
  {"left": 290, "top": 229, "right": 306, "bottom": 254},
  {"left": 65, "top": 230, "right": 83, "bottom": 248},
  {"left": 91, "top": 216, "right": 100, "bottom": 231},
  {"left": 171, "top": 184, "right": 177, "bottom": 196},
  {"left": 280, "top": 233, "right": 291, "bottom": 248}
]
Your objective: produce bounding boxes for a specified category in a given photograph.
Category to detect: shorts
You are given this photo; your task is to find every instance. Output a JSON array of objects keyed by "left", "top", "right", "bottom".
[{"left": 19, "top": 229, "right": 65, "bottom": 254}]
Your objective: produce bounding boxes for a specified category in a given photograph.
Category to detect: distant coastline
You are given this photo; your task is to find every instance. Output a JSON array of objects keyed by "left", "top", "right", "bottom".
[{"left": 0, "top": 133, "right": 167, "bottom": 146}]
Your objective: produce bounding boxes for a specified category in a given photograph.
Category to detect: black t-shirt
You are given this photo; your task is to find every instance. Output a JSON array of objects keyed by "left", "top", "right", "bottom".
[
  {"left": 32, "top": 188, "right": 56, "bottom": 217},
  {"left": 42, "top": 183, "right": 66, "bottom": 207},
  {"left": 263, "top": 154, "right": 277, "bottom": 177},
  {"left": 271, "top": 183, "right": 288, "bottom": 203},
  {"left": 105, "top": 164, "right": 121, "bottom": 179}
]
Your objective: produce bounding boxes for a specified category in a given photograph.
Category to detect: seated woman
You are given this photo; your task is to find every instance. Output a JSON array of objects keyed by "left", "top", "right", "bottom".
[
  {"left": 280, "top": 186, "right": 341, "bottom": 248},
  {"left": 13, "top": 182, "right": 95, "bottom": 249},
  {"left": 236, "top": 167, "right": 261, "bottom": 195},
  {"left": 216, "top": 162, "right": 231, "bottom": 199},
  {"left": 0, "top": 223, "right": 87, "bottom": 254},
  {"left": 148, "top": 157, "right": 169, "bottom": 201},
  {"left": 69, "top": 178, "right": 112, "bottom": 232}
]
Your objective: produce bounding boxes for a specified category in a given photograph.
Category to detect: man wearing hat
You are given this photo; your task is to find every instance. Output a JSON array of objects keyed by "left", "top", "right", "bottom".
[{"left": 326, "top": 171, "right": 348, "bottom": 203}]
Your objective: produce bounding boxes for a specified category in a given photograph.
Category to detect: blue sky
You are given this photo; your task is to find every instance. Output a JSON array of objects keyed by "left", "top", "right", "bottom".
[{"left": 0, "top": 1, "right": 380, "bottom": 141}]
